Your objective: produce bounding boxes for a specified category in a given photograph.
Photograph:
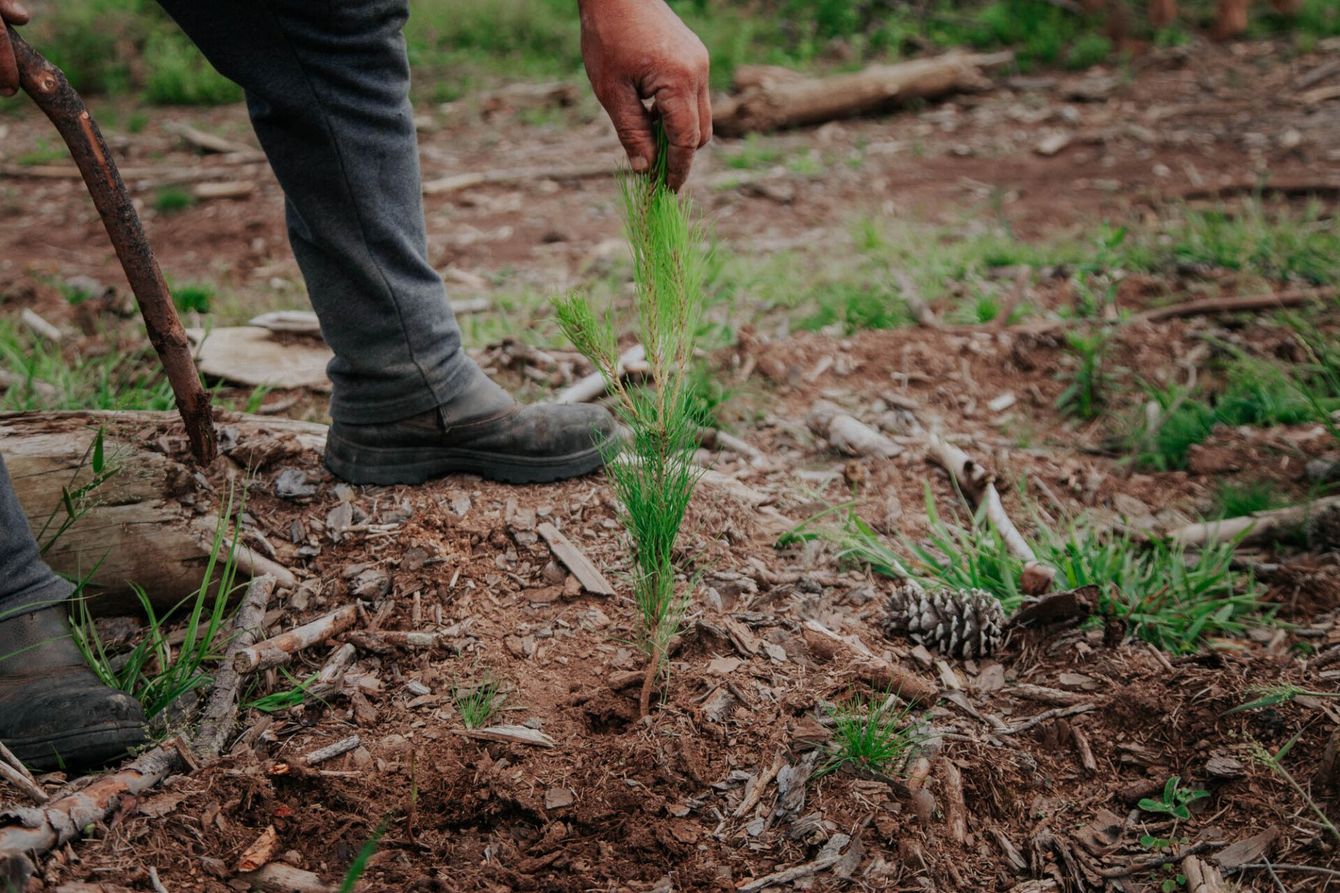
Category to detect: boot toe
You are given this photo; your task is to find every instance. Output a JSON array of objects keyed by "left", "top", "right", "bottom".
[{"left": 1, "top": 673, "right": 146, "bottom": 772}]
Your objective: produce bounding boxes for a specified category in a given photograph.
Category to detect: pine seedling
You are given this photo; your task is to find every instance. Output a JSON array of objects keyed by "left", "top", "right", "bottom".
[{"left": 554, "top": 130, "right": 706, "bottom": 716}]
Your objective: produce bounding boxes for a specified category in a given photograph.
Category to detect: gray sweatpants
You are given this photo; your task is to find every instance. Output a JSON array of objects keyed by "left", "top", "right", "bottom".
[{"left": 1, "top": 0, "right": 471, "bottom": 613}]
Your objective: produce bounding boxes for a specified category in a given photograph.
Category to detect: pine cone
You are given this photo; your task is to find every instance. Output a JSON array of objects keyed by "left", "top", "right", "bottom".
[{"left": 881, "top": 581, "right": 1005, "bottom": 659}]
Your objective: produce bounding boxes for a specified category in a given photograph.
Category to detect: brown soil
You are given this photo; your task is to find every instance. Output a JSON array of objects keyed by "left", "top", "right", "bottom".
[{"left": 3, "top": 36, "right": 1340, "bottom": 893}]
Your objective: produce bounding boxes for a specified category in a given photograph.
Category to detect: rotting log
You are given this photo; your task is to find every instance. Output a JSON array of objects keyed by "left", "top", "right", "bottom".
[
  {"left": 713, "top": 51, "right": 1013, "bottom": 137},
  {"left": 0, "top": 742, "right": 185, "bottom": 888},
  {"left": 0, "top": 411, "right": 321, "bottom": 613},
  {"left": 10, "top": 27, "right": 216, "bottom": 464}
]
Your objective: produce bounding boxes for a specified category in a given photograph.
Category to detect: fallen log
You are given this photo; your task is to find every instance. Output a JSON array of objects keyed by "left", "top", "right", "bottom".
[
  {"left": 925, "top": 433, "right": 1057, "bottom": 595},
  {"left": 0, "top": 412, "right": 315, "bottom": 613},
  {"left": 0, "top": 742, "right": 185, "bottom": 887},
  {"left": 713, "top": 51, "right": 1012, "bottom": 137}
]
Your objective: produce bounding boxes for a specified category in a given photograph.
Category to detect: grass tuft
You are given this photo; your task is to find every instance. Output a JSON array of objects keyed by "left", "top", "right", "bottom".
[
  {"left": 795, "top": 487, "right": 1263, "bottom": 654},
  {"left": 453, "top": 675, "right": 503, "bottom": 729},
  {"left": 819, "top": 694, "right": 920, "bottom": 778},
  {"left": 70, "top": 488, "right": 246, "bottom": 723}
]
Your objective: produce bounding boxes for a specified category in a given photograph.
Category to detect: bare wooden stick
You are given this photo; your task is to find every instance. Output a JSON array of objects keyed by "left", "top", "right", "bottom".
[
  {"left": 1167, "top": 496, "right": 1340, "bottom": 549},
  {"left": 802, "top": 620, "right": 939, "bottom": 706},
  {"left": 808, "top": 401, "right": 903, "bottom": 459},
  {"left": 925, "top": 433, "right": 1057, "bottom": 595},
  {"left": 554, "top": 343, "right": 646, "bottom": 404},
  {"left": 1072, "top": 725, "right": 1098, "bottom": 775},
  {"left": 0, "top": 742, "right": 184, "bottom": 886},
  {"left": 422, "top": 159, "right": 615, "bottom": 195},
  {"left": 233, "top": 605, "right": 358, "bottom": 674},
  {"left": 243, "top": 863, "right": 334, "bottom": 893},
  {"left": 10, "top": 27, "right": 216, "bottom": 464},
  {"left": 303, "top": 735, "right": 360, "bottom": 766},
  {"left": 940, "top": 760, "right": 967, "bottom": 843},
  {"left": 307, "top": 642, "right": 357, "bottom": 700},
  {"left": 1133, "top": 287, "right": 1337, "bottom": 323},
  {"left": 0, "top": 760, "right": 46, "bottom": 806},
  {"left": 0, "top": 742, "right": 43, "bottom": 805},
  {"left": 345, "top": 630, "right": 445, "bottom": 654},
  {"left": 192, "top": 575, "right": 277, "bottom": 760}
]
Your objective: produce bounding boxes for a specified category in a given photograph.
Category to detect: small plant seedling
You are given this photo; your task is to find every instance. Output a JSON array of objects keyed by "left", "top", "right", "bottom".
[
  {"left": 818, "top": 694, "right": 920, "bottom": 778},
  {"left": 1138, "top": 776, "right": 1208, "bottom": 821},
  {"left": 1056, "top": 327, "right": 1108, "bottom": 420},
  {"left": 555, "top": 127, "right": 706, "bottom": 717},
  {"left": 453, "top": 676, "right": 502, "bottom": 729}
]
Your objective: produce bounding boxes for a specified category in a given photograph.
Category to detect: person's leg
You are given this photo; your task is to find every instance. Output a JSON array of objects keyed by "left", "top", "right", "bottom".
[
  {"left": 156, "top": 0, "right": 614, "bottom": 484},
  {"left": 0, "top": 454, "right": 145, "bottom": 770},
  {"left": 156, "top": 0, "right": 466, "bottom": 424}
]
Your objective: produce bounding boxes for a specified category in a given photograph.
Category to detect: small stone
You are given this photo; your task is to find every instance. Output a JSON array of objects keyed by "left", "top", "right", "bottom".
[
  {"left": 544, "top": 787, "right": 575, "bottom": 810},
  {"left": 274, "top": 468, "right": 317, "bottom": 500}
]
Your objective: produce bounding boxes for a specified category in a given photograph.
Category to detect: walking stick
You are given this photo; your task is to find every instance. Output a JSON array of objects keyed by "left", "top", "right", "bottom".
[{"left": 7, "top": 24, "right": 218, "bottom": 464}]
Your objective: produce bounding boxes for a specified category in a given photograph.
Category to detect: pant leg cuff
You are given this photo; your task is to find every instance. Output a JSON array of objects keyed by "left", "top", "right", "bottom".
[
  {"left": 0, "top": 576, "right": 74, "bottom": 623},
  {"left": 327, "top": 351, "right": 480, "bottom": 424}
]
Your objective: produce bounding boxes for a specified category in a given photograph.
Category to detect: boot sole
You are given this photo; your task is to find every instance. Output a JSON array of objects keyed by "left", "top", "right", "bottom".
[
  {"left": 7, "top": 720, "right": 147, "bottom": 772},
  {"left": 324, "top": 431, "right": 607, "bottom": 486}
]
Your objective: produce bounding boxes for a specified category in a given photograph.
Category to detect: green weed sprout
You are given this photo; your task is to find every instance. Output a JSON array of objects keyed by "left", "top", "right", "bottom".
[
  {"left": 453, "top": 675, "right": 503, "bottom": 729},
  {"left": 554, "top": 133, "right": 706, "bottom": 717},
  {"left": 1138, "top": 776, "right": 1208, "bottom": 821},
  {"left": 818, "top": 694, "right": 920, "bottom": 779}
]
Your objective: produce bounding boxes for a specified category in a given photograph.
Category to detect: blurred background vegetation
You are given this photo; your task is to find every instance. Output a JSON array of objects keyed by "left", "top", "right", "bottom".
[{"left": 17, "top": 0, "right": 1340, "bottom": 106}]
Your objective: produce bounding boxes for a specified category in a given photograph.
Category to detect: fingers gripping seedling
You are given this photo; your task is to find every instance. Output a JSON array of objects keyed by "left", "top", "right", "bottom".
[{"left": 555, "top": 128, "right": 706, "bottom": 717}]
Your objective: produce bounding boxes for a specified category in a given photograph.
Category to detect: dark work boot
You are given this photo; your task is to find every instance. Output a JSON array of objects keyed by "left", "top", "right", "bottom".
[
  {"left": 324, "top": 368, "right": 617, "bottom": 485},
  {"left": 0, "top": 606, "right": 146, "bottom": 772}
]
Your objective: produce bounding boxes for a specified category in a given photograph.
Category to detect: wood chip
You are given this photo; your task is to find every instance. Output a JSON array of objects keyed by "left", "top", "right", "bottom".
[
  {"left": 461, "top": 725, "right": 556, "bottom": 748},
  {"left": 1213, "top": 829, "right": 1278, "bottom": 869},
  {"left": 237, "top": 825, "right": 278, "bottom": 873},
  {"left": 303, "top": 735, "right": 361, "bottom": 766},
  {"left": 537, "top": 522, "right": 615, "bottom": 596}
]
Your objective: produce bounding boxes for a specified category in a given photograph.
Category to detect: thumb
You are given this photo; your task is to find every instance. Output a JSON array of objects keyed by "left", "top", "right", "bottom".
[
  {"left": 599, "top": 81, "right": 656, "bottom": 174},
  {"left": 0, "top": 2, "right": 31, "bottom": 25}
]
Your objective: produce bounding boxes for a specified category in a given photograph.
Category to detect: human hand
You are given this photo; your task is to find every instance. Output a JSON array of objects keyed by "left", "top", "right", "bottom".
[
  {"left": 1, "top": 1, "right": 32, "bottom": 97},
  {"left": 579, "top": 0, "right": 711, "bottom": 190}
]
